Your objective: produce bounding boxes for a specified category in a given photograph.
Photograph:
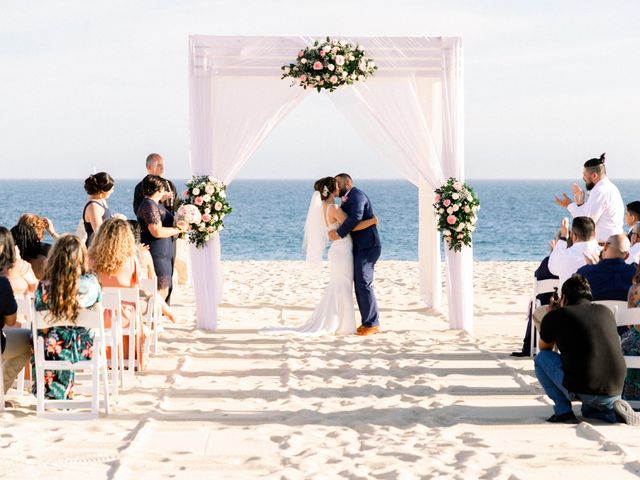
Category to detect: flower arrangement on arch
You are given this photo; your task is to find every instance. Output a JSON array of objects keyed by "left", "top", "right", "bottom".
[
  {"left": 178, "top": 175, "right": 232, "bottom": 248},
  {"left": 281, "top": 37, "right": 377, "bottom": 92},
  {"left": 433, "top": 178, "right": 480, "bottom": 252}
]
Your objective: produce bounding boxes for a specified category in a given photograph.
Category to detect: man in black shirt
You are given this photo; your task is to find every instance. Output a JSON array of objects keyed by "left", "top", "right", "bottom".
[
  {"left": 133, "top": 153, "right": 178, "bottom": 216},
  {"left": 133, "top": 153, "right": 179, "bottom": 303},
  {"left": 536, "top": 274, "right": 640, "bottom": 424}
]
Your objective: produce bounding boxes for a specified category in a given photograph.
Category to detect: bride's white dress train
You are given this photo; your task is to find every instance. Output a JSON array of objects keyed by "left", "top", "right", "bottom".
[{"left": 260, "top": 222, "right": 356, "bottom": 336}]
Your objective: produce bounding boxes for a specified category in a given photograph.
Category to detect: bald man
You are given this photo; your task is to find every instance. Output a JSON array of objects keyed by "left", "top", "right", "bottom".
[{"left": 576, "top": 233, "right": 637, "bottom": 302}]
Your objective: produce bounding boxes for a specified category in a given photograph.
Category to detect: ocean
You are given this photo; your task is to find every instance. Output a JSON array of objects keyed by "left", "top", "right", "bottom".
[{"left": 0, "top": 179, "right": 638, "bottom": 261}]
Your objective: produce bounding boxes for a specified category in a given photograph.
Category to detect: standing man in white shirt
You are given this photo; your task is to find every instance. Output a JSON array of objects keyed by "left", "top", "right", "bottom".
[{"left": 554, "top": 153, "right": 624, "bottom": 244}]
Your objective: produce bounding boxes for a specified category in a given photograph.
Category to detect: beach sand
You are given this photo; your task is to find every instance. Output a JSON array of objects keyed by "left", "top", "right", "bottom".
[{"left": 3, "top": 260, "right": 640, "bottom": 479}]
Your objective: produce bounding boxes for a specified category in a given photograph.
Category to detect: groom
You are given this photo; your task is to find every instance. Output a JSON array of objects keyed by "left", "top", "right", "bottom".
[{"left": 329, "top": 174, "right": 382, "bottom": 335}]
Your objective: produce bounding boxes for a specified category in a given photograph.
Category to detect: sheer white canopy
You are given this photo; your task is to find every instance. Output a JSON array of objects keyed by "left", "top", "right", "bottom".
[{"left": 188, "top": 35, "right": 473, "bottom": 332}]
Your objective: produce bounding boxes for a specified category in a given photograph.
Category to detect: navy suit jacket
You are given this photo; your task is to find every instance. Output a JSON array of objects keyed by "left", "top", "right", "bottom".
[
  {"left": 576, "top": 259, "right": 637, "bottom": 301},
  {"left": 336, "top": 187, "right": 381, "bottom": 251}
]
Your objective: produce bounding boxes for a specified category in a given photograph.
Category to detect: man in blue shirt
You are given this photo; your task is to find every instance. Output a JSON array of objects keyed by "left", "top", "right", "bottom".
[{"left": 576, "top": 233, "right": 636, "bottom": 302}]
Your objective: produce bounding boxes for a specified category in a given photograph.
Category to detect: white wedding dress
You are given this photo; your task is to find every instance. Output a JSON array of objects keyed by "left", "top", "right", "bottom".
[{"left": 260, "top": 212, "right": 356, "bottom": 336}]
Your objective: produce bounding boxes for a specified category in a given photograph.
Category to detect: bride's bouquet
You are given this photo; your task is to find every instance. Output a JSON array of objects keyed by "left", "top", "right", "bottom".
[
  {"left": 433, "top": 178, "right": 480, "bottom": 252},
  {"left": 180, "top": 175, "right": 232, "bottom": 248}
]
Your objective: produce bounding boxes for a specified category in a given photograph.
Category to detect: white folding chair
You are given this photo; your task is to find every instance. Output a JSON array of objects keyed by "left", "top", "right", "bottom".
[
  {"left": 592, "top": 300, "right": 627, "bottom": 314},
  {"left": 615, "top": 307, "right": 640, "bottom": 409},
  {"left": 33, "top": 305, "right": 110, "bottom": 418},
  {"left": 140, "top": 277, "right": 162, "bottom": 355},
  {"left": 100, "top": 289, "right": 126, "bottom": 398},
  {"left": 102, "top": 286, "right": 144, "bottom": 377},
  {"left": 14, "top": 296, "right": 34, "bottom": 395},
  {"left": 529, "top": 278, "right": 560, "bottom": 357}
]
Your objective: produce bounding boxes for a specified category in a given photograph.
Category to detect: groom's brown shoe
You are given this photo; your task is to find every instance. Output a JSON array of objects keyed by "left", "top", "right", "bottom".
[{"left": 356, "top": 325, "right": 380, "bottom": 336}]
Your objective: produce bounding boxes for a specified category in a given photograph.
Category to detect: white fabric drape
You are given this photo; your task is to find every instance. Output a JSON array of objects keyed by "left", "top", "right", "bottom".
[
  {"left": 189, "top": 49, "right": 306, "bottom": 329},
  {"left": 188, "top": 35, "right": 472, "bottom": 332}
]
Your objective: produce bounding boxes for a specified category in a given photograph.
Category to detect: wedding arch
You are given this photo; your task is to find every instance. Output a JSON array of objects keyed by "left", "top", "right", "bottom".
[{"left": 188, "top": 35, "right": 474, "bottom": 332}]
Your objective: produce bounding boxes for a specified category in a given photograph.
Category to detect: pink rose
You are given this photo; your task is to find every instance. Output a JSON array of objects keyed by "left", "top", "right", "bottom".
[
  {"left": 194, "top": 196, "right": 204, "bottom": 206},
  {"left": 443, "top": 199, "right": 451, "bottom": 207},
  {"left": 298, "top": 50, "right": 304, "bottom": 58},
  {"left": 319, "top": 50, "right": 326, "bottom": 57},
  {"left": 457, "top": 233, "right": 464, "bottom": 239},
  {"left": 214, "top": 201, "right": 223, "bottom": 211},
  {"left": 331, "top": 47, "right": 338, "bottom": 54},
  {"left": 330, "top": 75, "right": 338, "bottom": 84},
  {"left": 434, "top": 194, "right": 441, "bottom": 203},
  {"left": 299, "top": 74, "right": 307, "bottom": 82},
  {"left": 201, "top": 214, "right": 212, "bottom": 222},
  {"left": 313, "top": 61, "right": 323, "bottom": 70},
  {"left": 453, "top": 181, "right": 463, "bottom": 191},
  {"left": 446, "top": 215, "right": 456, "bottom": 225},
  {"left": 182, "top": 190, "right": 189, "bottom": 197},
  {"left": 205, "top": 184, "right": 214, "bottom": 194}
]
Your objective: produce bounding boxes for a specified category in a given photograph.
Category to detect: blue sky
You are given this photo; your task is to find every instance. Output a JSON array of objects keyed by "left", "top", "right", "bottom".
[{"left": 0, "top": 0, "right": 638, "bottom": 180}]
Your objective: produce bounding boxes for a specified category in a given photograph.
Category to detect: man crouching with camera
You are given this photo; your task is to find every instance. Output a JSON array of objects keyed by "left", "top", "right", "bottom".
[{"left": 535, "top": 274, "right": 640, "bottom": 424}]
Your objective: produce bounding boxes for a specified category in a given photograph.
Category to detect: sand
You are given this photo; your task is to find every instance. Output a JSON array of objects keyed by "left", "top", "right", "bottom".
[{"left": 3, "top": 260, "right": 640, "bottom": 479}]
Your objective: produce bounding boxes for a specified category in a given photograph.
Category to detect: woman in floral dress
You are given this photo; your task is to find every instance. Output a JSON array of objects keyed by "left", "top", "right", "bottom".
[
  {"left": 622, "top": 263, "right": 640, "bottom": 401},
  {"left": 32, "top": 235, "right": 101, "bottom": 400}
]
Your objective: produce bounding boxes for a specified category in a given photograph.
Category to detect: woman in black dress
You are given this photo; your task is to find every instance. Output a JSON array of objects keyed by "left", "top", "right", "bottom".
[
  {"left": 83, "top": 172, "right": 114, "bottom": 246},
  {"left": 136, "top": 175, "right": 185, "bottom": 300}
]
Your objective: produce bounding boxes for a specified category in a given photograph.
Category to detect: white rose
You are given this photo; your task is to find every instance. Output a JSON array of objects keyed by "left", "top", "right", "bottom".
[
  {"left": 198, "top": 225, "right": 206, "bottom": 232},
  {"left": 464, "top": 206, "right": 470, "bottom": 213},
  {"left": 453, "top": 204, "right": 459, "bottom": 212},
  {"left": 301, "top": 58, "right": 307, "bottom": 64},
  {"left": 471, "top": 216, "right": 477, "bottom": 225},
  {"left": 322, "top": 45, "right": 331, "bottom": 52},
  {"left": 438, "top": 208, "right": 444, "bottom": 214},
  {"left": 357, "top": 75, "right": 364, "bottom": 81},
  {"left": 469, "top": 225, "right": 476, "bottom": 232},
  {"left": 204, "top": 235, "right": 210, "bottom": 241},
  {"left": 443, "top": 230, "right": 451, "bottom": 236},
  {"left": 283, "top": 66, "right": 290, "bottom": 74},
  {"left": 349, "top": 54, "right": 355, "bottom": 61},
  {"left": 212, "top": 214, "right": 218, "bottom": 222},
  {"left": 192, "top": 187, "right": 200, "bottom": 195},
  {"left": 219, "top": 190, "right": 226, "bottom": 198},
  {"left": 315, "top": 75, "right": 321, "bottom": 80},
  {"left": 204, "top": 208, "right": 211, "bottom": 214},
  {"left": 455, "top": 224, "right": 463, "bottom": 232},
  {"left": 341, "top": 71, "right": 348, "bottom": 78},
  {"left": 327, "top": 64, "right": 335, "bottom": 71},
  {"left": 220, "top": 213, "right": 225, "bottom": 219},
  {"left": 447, "top": 207, "right": 454, "bottom": 214},
  {"left": 202, "top": 194, "right": 211, "bottom": 202},
  {"left": 452, "top": 193, "right": 460, "bottom": 200}
]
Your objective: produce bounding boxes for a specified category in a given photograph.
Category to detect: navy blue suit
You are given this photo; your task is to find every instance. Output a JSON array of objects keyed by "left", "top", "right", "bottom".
[{"left": 336, "top": 187, "right": 382, "bottom": 327}]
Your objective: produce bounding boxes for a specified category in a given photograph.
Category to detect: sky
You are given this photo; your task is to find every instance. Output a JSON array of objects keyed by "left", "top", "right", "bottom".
[{"left": 0, "top": 0, "right": 639, "bottom": 180}]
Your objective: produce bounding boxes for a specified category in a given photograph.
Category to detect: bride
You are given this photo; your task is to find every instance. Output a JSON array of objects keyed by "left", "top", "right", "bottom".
[{"left": 260, "top": 176, "right": 378, "bottom": 336}]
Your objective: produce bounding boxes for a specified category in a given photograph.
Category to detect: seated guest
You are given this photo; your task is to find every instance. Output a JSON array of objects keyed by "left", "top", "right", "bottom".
[
  {"left": 548, "top": 216, "right": 600, "bottom": 288},
  {"left": 0, "top": 242, "right": 31, "bottom": 400},
  {"left": 511, "top": 253, "right": 559, "bottom": 357},
  {"left": 625, "top": 201, "right": 640, "bottom": 233},
  {"left": 11, "top": 224, "right": 48, "bottom": 280},
  {"left": 627, "top": 223, "right": 640, "bottom": 265},
  {"left": 32, "top": 235, "right": 101, "bottom": 400},
  {"left": 535, "top": 274, "right": 640, "bottom": 424},
  {"left": 533, "top": 217, "right": 600, "bottom": 331},
  {"left": 621, "top": 263, "right": 640, "bottom": 401},
  {"left": 0, "top": 227, "right": 37, "bottom": 299},
  {"left": 576, "top": 233, "right": 636, "bottom": 301},
  {"left": 82, "top": 172, "right": 114, "bottom": 246},
  {"left": 17, "top": 213, "right": 59, "bottom": 256},
  {"left": 89, "top": 218, "right": 146, "bottom": 369}
]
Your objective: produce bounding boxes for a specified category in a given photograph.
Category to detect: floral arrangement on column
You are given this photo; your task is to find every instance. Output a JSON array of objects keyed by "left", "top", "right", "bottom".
[
  {"left": 433, "top": 178, "right": 480, "bottom": 252},
  {"left": 177, "top": 175, "right": 232, "bottom": 248},
  {"left": 281, "top": 37, "right": 377, "bottom": 92}
]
